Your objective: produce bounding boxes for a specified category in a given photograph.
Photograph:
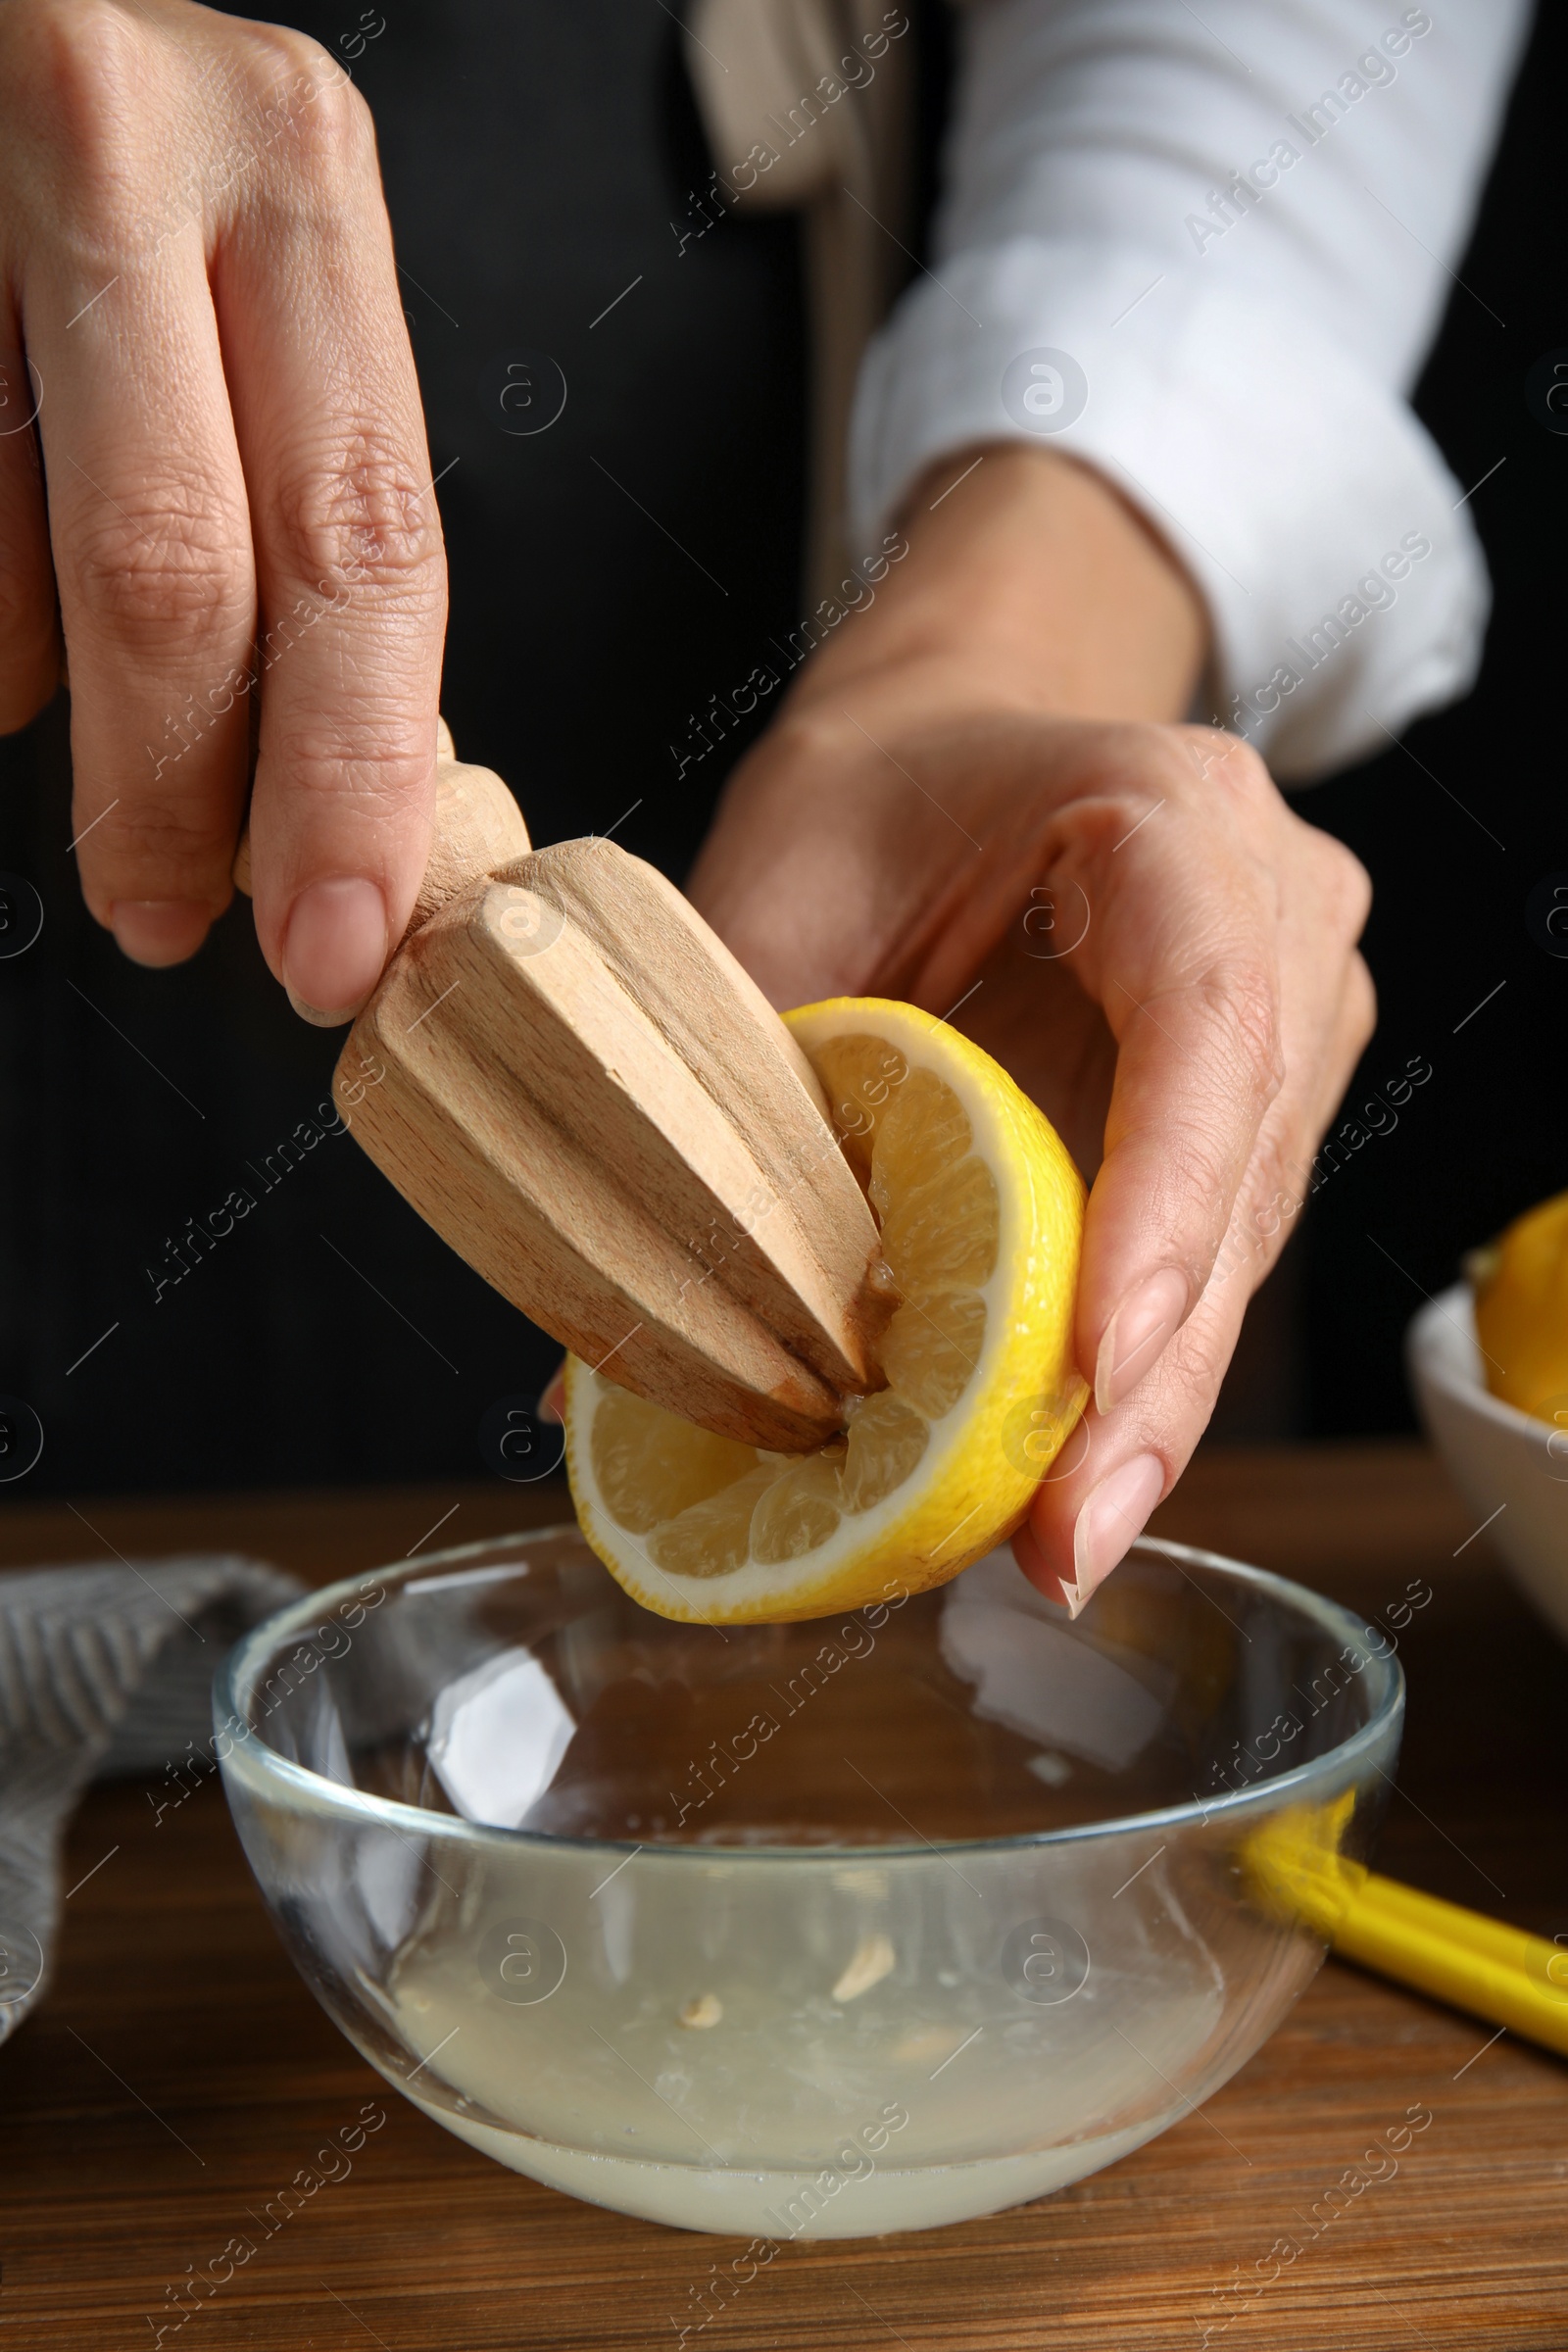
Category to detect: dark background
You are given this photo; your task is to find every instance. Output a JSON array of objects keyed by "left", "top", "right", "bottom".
[
  {"left": 1295, "top": 0, "right": 1568, "bottom": 1437},
  {"left": 0, "top": 0, "right": 1560, "bottom": 1496}
]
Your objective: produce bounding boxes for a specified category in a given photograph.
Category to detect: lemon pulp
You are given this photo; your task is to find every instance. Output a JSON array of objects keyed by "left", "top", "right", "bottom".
[{"left": 564, "top": 998, "right": 1088, "bottom": 1623}]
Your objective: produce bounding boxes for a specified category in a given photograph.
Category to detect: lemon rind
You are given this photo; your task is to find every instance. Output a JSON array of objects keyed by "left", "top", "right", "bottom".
[{"left": 564, "top": 998, "right": 1087, "bottom": 1624}]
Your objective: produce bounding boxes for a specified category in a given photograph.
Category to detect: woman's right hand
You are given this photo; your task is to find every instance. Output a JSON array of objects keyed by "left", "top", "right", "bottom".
[{"left": 0, "top": 0, "right": 447, "bottom": 1020}]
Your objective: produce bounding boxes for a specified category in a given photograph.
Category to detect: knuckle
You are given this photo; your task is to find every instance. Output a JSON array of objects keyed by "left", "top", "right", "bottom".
[
  {"left": 770, "top": 704, "right": 886, "bottom": 779},
  {"left": 789, "top": 706, "right": 853, "bottom": 760},
  {"left": 289, "top": 70, "right": 372, "bottom": 175},
  {"left": 66, "top": 495, "right": 252, "bottom": 640},
  {"left": 1246, "top": 1130, "right": 1306, "bottom": 1233},
  {"left": 270, "top": 709, "right": 435, "bottom": 809},
  {"left": 1096, "top": 718, "right": 1179, "bottom": 788},
  {"left": 1176, "top": 723, "right": 1276, "bottom": 808},
  {"left": 243, "top": 29, "right": 370, "bottom": 173},
  {"left": 1161, "top": 1122, "right": 1241, "bottom": 1216},
  {"left": 101, "top": 796, "right": 231, "bottom": 861},
  {"left": 1175, "top": 720, "right": 1237, "bottom": 778},
  {"left": 237, "top": 21, "right": 327, "bottom": 83},
  {"left": 1346, "top": 951, "right": 1377, "bottom": 1054},
  {"left": 1104, "top": 723, "right": 1280, "bottom": 837},
  {"left": 269, "top": 432, "right": 443, "bottom": 596},
  {"left": 1229, "top": 973, "right": 1286, "bottom": 1102},
  {"left": 15, "top": 0, "right": 163, "bottom": 194},
  {"left": 1167, "top": 1298, "right": 1232, "bottom": 1399},
  {"left": 1312, "top": 829, "right": 1373, "bottom": 938},
  {"left": 1193, "top": 960, "right": 1286, "bottom": 1111},
  {"left": 1162, "top": 1304, "right": 1242, "bottom": 1439},
  {"left": 1216, "top": 734, "right": 1273, "bottom": 799},
  {"left": 78, "top": 793, "right": 239, "bottom": 904},
  {"left": 1069, "top": 725, "right": 1184, "bottom": 852}
]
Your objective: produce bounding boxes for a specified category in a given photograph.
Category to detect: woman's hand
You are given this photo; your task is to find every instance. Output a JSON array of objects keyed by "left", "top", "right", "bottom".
[
  {"left": 689, "top": 446, "right": 1374, "bottom": 1608},
  {"left": 0, "top": 0, "right": 445, "bottom": 1018}
]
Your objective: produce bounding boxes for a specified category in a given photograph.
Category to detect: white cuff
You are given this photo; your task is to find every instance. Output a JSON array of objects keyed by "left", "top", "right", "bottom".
[{"left": 848, "top": 236, "right": 1490, "bottom": 781}]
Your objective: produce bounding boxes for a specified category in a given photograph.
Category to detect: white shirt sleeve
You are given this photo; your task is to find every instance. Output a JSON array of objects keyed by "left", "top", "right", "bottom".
[{"left": 848, "top": 0, "right": 1531, "bottom": 779}]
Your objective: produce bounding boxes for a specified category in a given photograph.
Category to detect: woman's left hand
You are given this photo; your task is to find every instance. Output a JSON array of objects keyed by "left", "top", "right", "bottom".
[{"left": 688, "top": 446, "right": 1374, "bottom": 1610}]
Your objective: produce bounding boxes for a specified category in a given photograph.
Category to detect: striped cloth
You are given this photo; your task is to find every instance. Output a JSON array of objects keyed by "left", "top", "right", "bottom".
[{"left": 0, "top": 1557, "right": 301, "bottom": 2043}]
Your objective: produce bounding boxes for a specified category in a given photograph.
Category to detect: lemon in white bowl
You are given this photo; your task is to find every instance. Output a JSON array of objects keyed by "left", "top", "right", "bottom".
[{"left": 1406, "top": 1277, "right": 1568, "bottom": 1644}]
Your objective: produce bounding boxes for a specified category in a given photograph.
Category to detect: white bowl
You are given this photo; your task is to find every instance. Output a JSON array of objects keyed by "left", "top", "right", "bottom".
[{"left": 1406, "top": 1282, "right": 1568, "bottom": 1642}]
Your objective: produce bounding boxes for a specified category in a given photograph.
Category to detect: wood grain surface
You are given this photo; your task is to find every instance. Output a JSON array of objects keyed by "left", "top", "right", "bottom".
[
  {"left": 2, "top": 1444, "right": 1565, "bottom": 2350},
  {"left": 336, "top": 808, "right": 889, "bottom": 1452}
]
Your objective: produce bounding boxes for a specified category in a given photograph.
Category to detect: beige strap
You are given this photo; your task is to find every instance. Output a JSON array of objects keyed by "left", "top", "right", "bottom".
[{"left": 686, "top": 0, "right": 913, "bottom": 604}]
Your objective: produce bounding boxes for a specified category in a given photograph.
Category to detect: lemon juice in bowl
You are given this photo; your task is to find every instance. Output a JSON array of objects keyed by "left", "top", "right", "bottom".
[{"left": 219, "top": 1524, "right": 1400, "bottom": 2237}]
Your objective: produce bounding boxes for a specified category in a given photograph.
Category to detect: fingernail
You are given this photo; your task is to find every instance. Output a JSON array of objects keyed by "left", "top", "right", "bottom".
[
  {"left": 1094, "top": 1267, "right": 1191, "bottom": 1416},
  {"left": 536, "top": 1363, "right": 567, "bottom": 1426},
  {"left": 1064, "top": 1451, "right": 1164, "bottom": 1618},
  {"left": 281, "top": 876, "right": 389, "bottom": 1026},
  {"left": 108, "top": 900, "right": 212, "bottom": 967}
]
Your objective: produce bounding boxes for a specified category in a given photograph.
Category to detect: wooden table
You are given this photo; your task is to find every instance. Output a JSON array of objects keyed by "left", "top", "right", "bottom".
[{"left": 2, "top": 1445, "right": 1565, "bottom": 2349}]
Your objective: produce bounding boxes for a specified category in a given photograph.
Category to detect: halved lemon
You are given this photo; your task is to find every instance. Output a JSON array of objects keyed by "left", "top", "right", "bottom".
[{"left": 564, "top": 998, "right": 1089, "bottom": 1623}]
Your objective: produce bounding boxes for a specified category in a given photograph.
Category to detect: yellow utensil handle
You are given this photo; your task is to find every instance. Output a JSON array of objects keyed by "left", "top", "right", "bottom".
[{"left": 1333, "top": 1872, "right": 1568, "bottom": 2059}]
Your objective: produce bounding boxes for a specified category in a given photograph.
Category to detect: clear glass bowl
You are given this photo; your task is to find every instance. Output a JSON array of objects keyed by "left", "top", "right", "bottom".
[{"left": 216, "top": 1527, "right": 1402, "bottom": 2238}]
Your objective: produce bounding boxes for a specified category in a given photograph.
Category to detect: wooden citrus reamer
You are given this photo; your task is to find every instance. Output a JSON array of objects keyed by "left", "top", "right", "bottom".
[{"left": 247, "top": 726, "right": 892, "bottom": 1450}]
